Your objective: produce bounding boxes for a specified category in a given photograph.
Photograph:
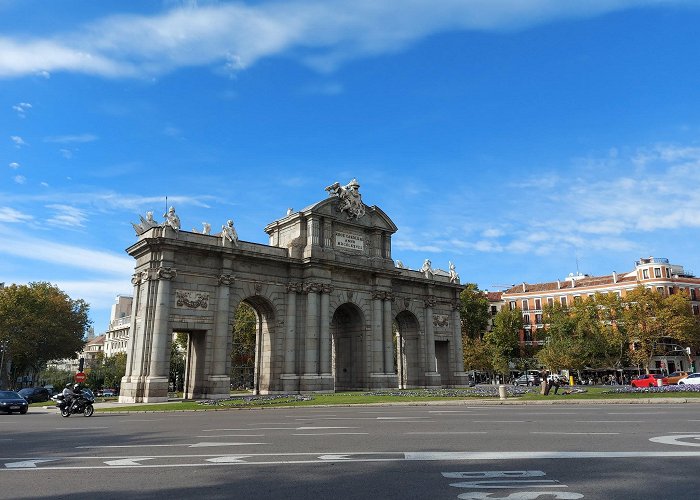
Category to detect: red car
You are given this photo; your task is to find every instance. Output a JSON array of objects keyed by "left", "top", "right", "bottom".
[{"left": 631, "top": 374, "right": 665, "bottom": 388}]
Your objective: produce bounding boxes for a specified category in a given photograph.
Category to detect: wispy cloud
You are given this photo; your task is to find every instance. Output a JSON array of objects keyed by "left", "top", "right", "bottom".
[
  {"left": 44, "top": 133, "right": 97, "bottom": 144},
  {"left": 10, "top": 135, "right": 27, "bottom": 148},
  {"left": 46, "top": 204, "right": 88, "bottom": 227},
  {"left": 12, "top": 102, "right": 31, "bottom": 117},
  {"left": 13, "top": 175, "right": 26, "bottom": 184},
  {"left": 1, "top": 1, "right": 697, "bottom": 79},
  {"left": 0, "top": 207, "right": 33, "bottom": 223},
  {"left": 8, "top": 162, "right": 19, "bottom": 169}
]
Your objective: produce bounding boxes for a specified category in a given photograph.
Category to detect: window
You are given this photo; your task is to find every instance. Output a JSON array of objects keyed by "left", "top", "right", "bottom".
[
  {"left": 691, "top": 289, "right": 697, "bottom": 301},
  {"left": 560, "top": 296, "right": 567, "bottom": 306},
  {"left": 573, "top": 295, "right": 581, "bottom": 303},
  {"left": 523, "top": 314, "right": 530, "bottom": 324},
  {"left": 654, "top": 267, "right": 662, "bottom": 278},
  {"left": 669, "top": 287, "right": 675, "bottom": 295},
  {"left": 509, "top": 301, "right": 516, "bottom": 310},
  {"left": 522, "top": 300, "right": 529, "bottom": 311},
  {"left": 524, "top": 330, "right": 532, "bottom": 342},
  {"left": 534, "top": 298, "right": 541, "bottom": 310},
  {"left": 693, "top": 305, "right": 699, "bottom": 315},
  {"left": 535, "top": 314, "right": 543, "bottom": 324},
  {"left": 490, "top": 305, "right": 498, "bottom": 316},
  {"left": 547, "top": 297, "right": 554, "bottom": 307},
  {"left": 656, "top": 286, "right": 664, "bottom": 294},
  {"left": 666, "top": 268, "right": 671, "bottom": 278},
  {"left": 642, "top": 269, "right": 649, "bottom": 279}
]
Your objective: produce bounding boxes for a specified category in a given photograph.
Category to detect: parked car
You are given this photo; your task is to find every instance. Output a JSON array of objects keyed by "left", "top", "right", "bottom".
[
  {"left": 514, "top": 373, "right": 540, "bottom": 386},
  {"left": 17, "top": 387, "right": 51, "bottom": 403},
  {"left": 677, "top": 373, "right": 700, "bottom": 386},
  {"left": 630, "top": 374, "right": 665, "bottom": 388},
  {"left": 662, "top": 371, "right": 689, "bottom": 385},
  {"left": 0, "top": 390, "right": 29, "bottom": 414}
]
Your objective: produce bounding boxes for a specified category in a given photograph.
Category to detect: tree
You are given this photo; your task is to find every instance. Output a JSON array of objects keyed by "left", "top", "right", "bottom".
[
  {"left": 170, "top": 333, "right": 187, "bottom": 393},
  {"left": 623, "top": 286, "right": 700, "bottom": 373},
  {"left": 462, "top": 336, "right": 493, "bottom": 372},
  {"left": 0, "top": 282, "right": 89, "bottom": 388},
  {"left": 458, "top": 284, "right": 491, "bottom": 339},
  {"left": 231, "top": 302, "right": 257, "bottom": 389},
  {"left": 483, "top": 308, "right": 521, "bottom": 376}
]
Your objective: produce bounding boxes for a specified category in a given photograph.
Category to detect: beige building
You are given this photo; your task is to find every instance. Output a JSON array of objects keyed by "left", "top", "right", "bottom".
[
  {"left": 104, "top": 295, "right": 132, "bottom": 358},
  {"left": 502, "top": 256, "right": 700, "bottom": 372}
]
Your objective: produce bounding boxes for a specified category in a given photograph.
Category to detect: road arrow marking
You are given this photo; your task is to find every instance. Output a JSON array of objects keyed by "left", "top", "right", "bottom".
[
  {"left": 104, "top": 458, "right": 155, "bottom": 466},
  {"left": 5, "top": 459, "right": 56, "bottom": 469},
  {"left": 206, "top": 456, "right": 251, "bottom": 463},
  {"left": 318, "top": 454, "right": 352, "bottom": 460}
]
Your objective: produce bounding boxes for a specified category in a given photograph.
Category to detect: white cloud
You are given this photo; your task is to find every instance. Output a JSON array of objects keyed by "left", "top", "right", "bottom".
[
  {"left": 13, "top": 175, "right": 26, "bottom": 184},
  {"left": 10, "top": 135, "right": 27, "bottom": 147},
  {"left": 1, "top": 1, "right": 697, "bottom": 78},
  {"left": 8, "top": 162, "right": 19, "bottom": 169},
  {"left": 44, "top": 133, "right": 97, "bottom": 143},
  {"left": 45, "top": 204, "right": 88, "bottom": 228},
  {"left": 481, "top": 228, "right": 504, "bottom": 238},
  {"left": 0, "top": 224, "right": 133, "bottom": 275},
  {"left": 0, "top": 207, "right": 33, "bottom": 223},
  {"left": 12, "top": 102, "right": 32, "bottom": 117}
]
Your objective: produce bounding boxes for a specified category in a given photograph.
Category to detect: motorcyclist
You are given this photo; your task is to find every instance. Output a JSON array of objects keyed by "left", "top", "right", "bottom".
[{"left": 70, "top": 384, "right": 83, "bottom": 411}]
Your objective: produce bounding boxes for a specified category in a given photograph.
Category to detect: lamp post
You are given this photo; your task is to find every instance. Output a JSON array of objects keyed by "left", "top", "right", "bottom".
[{"left": 0, "top": 341, "right": 8, "bottom": 389}]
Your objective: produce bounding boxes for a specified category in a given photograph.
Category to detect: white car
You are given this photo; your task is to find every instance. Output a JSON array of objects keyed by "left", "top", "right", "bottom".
[{"left": 677, "top": 373, "right": 700, "bottom": 385}]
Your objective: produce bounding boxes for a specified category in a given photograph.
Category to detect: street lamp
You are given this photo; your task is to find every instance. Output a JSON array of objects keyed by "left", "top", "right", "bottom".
[{"left": 0, "top": 341, "right": 8, "bottom": 389}]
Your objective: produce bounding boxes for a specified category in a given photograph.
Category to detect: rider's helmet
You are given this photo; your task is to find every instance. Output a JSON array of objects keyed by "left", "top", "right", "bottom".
[
  {"left": 73, "top": 384, "right": 80, "bottom": 391},
  {"left": 65, "top": 383, "right": 72, "bottom": 389}
]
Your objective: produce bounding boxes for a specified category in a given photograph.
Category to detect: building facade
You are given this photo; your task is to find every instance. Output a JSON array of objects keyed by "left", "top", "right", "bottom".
[{"left": 502, "top": 257, "right": 700, "bottom": 373}]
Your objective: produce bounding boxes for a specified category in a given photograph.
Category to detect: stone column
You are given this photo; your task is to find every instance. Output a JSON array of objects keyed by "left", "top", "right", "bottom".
[
  {"left": 371, "top": 291, "right": 384, "bottom": 375},
  {"left": 424, "top": 296, "right": 440, "bottom": 387},
  {"left": 383, "top": 293, "right": 394, "bottom": 374},
  {"left": 206, "top": 274, "right": 234, "bottom": 399},
  {"left": 319, "top": 284, "right": 332, "bottom": 376},
  {"left": 283, "top": 283, "right": 299, "bottom": 375},
  {"left": 145, "top": 267, "right": 176, "bottom": 401},
  {"left": 123, "top": 272, "right": 142, "bottom": 379},
  {"left": 303, "top": 283, "right": 320, "bottom": 377},
  {"left": 450, "top": 298, "right": 469, "bottom": 387}
]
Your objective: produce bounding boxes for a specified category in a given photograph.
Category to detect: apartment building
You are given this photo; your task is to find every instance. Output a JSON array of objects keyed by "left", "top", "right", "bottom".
[
  {"left": 104, "top": 295, "right": 132, "bottom": 358},
  {"left": 501, "top": 257, "right": 700, "bottom": 372}
]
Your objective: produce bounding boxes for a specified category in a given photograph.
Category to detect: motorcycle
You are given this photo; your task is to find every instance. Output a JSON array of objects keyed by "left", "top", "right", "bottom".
[{"left": 54, "top": 390, "right": 95, "bottom": 417}]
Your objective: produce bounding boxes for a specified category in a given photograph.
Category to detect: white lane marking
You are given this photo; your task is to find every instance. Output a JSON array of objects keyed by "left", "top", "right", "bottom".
[
  {"left": 296, "top": 426, "right": 357, "bottom": 430},
  {"left": 293, "top": 433, "right": 369, "bottom": 436},
  {"left": 206, "top": 456, "right": 251, "bottom": 463},
  {"left": 575, "top": 420, "right": 643, "bottom": 423},
  {"left": 5, "top": 459, "right": 56, "bottom": 469},
  {"left": 201, "top": 427, "right": 295, "bottom": 431},
  {"left": 650, "top": 434, "right": 700, "bottom": 447},
  {"left": 377, "top": 416, "right": 432, "bottom": 420},
  {"left": 449, "top": 479, "right": 562, "bottom": 489},
  {"left": 406, "top": 432, "right": 488, "bottom": 435},
  {"left": 531, "top": 432, "right": 619, "bottom": 435},
  {"left": 607, "top": 412, "right": 671, "bottom": 415},
  {"left": 406, "top": 451, "right": 700, "bottom": 460},
  {"left": 54, "top": 427, "right": 110, "bottom": 430},
  {"left": 319, "top": 454, "right": 352, "bottom": 460},
  {"left": 196, "top": 434, "right": 264, "bottom": 438},
  {"left": 77, "top": 442, "right": 266, "bottom": 449},
  {"left": 104, "top": 458, "right": 155, "bottom": 466},
  {"left": 473, "top": 421, "right": 526, "bottom": 423}
]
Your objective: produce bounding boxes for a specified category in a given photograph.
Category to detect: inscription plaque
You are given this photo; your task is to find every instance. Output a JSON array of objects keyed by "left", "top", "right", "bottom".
[{"left": 335, "top": 231, "right": 364, "bottom": 251}]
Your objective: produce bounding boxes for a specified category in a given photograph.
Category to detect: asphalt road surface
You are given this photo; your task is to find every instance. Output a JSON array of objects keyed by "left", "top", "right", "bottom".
[{"left": 2, "top": 402, "right": 700, "bottom": 499}]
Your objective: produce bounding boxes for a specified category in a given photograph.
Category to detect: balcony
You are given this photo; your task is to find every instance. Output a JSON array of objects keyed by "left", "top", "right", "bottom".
[{"left": 110, "top": 316, "right": 131, "bottom": 328}]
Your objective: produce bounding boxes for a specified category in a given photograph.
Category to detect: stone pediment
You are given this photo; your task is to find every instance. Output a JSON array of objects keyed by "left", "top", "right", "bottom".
[{"left": 299, "top": 197, "right": 398, "bottom": 233}]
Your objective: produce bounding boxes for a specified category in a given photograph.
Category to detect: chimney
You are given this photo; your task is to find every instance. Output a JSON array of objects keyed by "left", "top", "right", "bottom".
[
  {"left": 557, "top": 279, "right": 561, "bottom": 289},
  {"left": 612, "top": 271, "right": 617, "bottom": 284},
  {"left": 522, "top": 282, "right": 526, "bottom": 292}
]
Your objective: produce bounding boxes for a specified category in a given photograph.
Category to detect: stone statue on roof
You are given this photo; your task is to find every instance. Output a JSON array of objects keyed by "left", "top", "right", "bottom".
[
  {"left": 325, "top": 178, "right": 366, "bottom": 219},
  {"left": 163, "top": 206, "right": 180, "bottom": 231},
  {"left": 131, "top": 210, "right": 159, "bottom": 235}
]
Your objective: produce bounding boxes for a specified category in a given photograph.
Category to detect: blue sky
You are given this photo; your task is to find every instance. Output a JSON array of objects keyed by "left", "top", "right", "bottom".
[{"left": 2, "top": 0, "right": 700, "bottom": 333}]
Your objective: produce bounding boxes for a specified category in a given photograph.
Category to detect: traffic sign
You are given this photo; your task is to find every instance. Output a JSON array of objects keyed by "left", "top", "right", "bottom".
[{"left": 74, "top": 372, "right": 86, "bottom": 383}]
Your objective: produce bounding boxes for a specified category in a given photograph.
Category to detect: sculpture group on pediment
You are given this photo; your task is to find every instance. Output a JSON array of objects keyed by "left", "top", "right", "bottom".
[
  {"left": 420, "top": 259, "right": 433, "bottom": 279},
  {"left": 192, "top": 222, "right": 211, "bottom": 235},
  {"left": 325, "top": 178, "right": 366, "bottom": 219},
  {"left": 163, "top": 206, "right": 181, "bottom": 231},
  {"left": 449, "top": 261, "right": 460, "bottom": 284},
  {"left": 131, "top": 211, "right": 159, "bottom": 235}
]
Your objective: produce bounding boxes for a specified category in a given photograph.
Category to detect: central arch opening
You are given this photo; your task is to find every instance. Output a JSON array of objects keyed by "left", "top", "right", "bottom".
[
  {"left": 231, "top": 296, "right": 276, "bottom": 394},
  {"left": 331, "top": 303, "right": 366, "bottom": 391},
  {"left": 396, "top": 310, "right": 421, "bottom": 389}
]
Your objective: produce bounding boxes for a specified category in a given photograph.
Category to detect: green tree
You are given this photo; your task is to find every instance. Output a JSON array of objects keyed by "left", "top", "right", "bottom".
[
  {"left": 231, "top": 302, "right": 257, "bottom": 389},
  {"left": 170, "top": 333, "right": 187, "bottom": 392},
  {"left": 462, "top": 336, "right": 493, "bottom": 372},
  {"left": 458, "top": 284, "right": 491, "bottom": 339},
  {"left": 623, "top": 286, "right": 700, "bottom": 372},
  {"left": 483, "top": 308, "right": 521, "bottom": 376},
  {"left": 0, "top": 282, "right": 89, "bottom": 388}
]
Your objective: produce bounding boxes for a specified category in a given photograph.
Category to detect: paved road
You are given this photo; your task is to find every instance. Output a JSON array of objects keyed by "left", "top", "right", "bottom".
[{"left": 2, "top": 402, "right": 700, "bottom": 499}]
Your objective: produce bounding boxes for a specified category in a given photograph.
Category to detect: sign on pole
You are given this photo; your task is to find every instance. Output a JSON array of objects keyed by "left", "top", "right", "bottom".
[{"left": 74, "top": 372, "right": 86, "bottom": 383}]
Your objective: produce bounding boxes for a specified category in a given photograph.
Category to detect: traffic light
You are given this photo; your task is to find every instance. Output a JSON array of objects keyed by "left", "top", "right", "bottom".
[{"left": 78, "top": 357, "right": 84, "bottom": 373}]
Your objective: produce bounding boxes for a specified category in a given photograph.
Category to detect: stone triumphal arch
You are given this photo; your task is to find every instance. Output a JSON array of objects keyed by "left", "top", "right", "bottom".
[{"left": 119, "top": 180, "right": 468, "bottom": 402}]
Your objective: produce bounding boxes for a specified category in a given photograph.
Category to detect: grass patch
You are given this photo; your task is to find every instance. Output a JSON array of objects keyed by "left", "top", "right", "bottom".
[{"left": 95, "top": 386, "right": 700, "bottom": 412}]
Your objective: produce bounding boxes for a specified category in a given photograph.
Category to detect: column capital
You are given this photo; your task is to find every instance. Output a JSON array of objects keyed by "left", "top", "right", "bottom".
[
  {"left": 423, "top": 296, "right": 436, "bottom": 308},
  {"left": 131, "top": 272, "right": 143, "bottom": 285},
  {"left": 218, "top": 274, "right": 235, "bottom": 286},
  {"left": 150, "top": 267, "right": 176, "bottom": 281},
  {"left": 287, "top": 282, "right": 303, "bottom": 293},
  {"left": 302, "top": 282, "right": 322, "bottom": 294}
]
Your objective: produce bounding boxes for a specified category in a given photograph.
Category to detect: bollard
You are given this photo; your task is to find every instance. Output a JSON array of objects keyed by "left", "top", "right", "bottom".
[
  {"left": 657, "top": 379, "right": 663, "bottom": 387},
  {"left": 570, "top": 375, "right": 574, "bottom": 386},
  {"left": 498, "top": 384, "right": 507, "bottom": 400}
]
